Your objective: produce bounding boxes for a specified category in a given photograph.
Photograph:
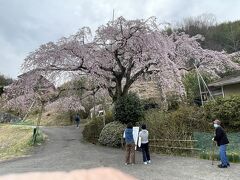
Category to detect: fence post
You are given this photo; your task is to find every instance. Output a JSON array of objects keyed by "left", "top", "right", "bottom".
[
  {"left": 154, "top": 136, "right": 156, "bottom": 153},
  {"left": 32, "top": 127, "right": 37, "bottom": 145},
  {"left": 189, "top": 136, "right": 193, "bottom": 155}
]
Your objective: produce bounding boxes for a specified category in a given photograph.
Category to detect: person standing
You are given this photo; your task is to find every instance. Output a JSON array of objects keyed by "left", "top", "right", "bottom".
[
  {"left": 213, "top": 119, "right": 230, "bottom": 168},
  {"left": 123, "top": 123, "right": 135, "bottom": 165},
  {"left": 75, "top": 114, "right": 80, "bottom": 128},
  {"left": 139, "top": 124, "right": 151, "bottom": 165}
]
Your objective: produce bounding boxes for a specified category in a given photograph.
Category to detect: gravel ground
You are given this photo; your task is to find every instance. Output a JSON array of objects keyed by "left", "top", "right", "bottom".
[{"left": 0, "top": 126, "right": 239, "bottom": 180}]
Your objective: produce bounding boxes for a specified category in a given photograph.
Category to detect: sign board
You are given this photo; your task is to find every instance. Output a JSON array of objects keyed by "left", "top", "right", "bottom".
[
  {"left": 138, "top": 137, "right": 141, "bottom": 147},
  {"left": 98, "top": 110, "right": 105, "bottom": 117},
  {"left": 133, "top": 126, "right": 139, "bottom": 150}
]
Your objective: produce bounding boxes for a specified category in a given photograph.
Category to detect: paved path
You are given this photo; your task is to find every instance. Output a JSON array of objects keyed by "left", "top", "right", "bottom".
[{"left": 0, "top": 126, "right": 239, "bottom": 180}]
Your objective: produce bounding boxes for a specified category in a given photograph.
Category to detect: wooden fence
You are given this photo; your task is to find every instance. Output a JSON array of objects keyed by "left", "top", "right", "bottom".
[{"left": 149, "top": 136, "right": 201, "bottom": 154}]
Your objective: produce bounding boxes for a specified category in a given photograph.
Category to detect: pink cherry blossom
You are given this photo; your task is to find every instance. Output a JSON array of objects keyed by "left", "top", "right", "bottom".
[{"left": 22, "top": 17, "right": 240, "bottom": 105}]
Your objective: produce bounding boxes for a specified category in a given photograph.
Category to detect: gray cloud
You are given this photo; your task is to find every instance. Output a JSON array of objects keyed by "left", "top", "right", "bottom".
[{"left": 0, "top": 0, "right": 240, "bottom": 78}]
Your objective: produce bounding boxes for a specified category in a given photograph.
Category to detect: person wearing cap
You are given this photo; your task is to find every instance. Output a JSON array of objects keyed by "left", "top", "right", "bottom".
[{"left": 213, "top": 119, "right": 230, "bottom": 168}]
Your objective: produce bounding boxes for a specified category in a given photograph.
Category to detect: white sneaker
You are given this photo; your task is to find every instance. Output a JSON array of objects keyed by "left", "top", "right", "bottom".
[
  {"left": 143, "top": 162, "right": 147, "bottom": 165},
  {"left": 125, "top": 163, "right": 128, "bottom": 165},
  {"left": 147, "top": 160, "right": 151, "bottom": 164}
]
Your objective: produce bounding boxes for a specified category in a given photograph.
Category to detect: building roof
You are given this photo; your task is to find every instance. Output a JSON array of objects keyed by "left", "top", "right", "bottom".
[{"left": 208, "top": 74, "right": 240, "bottom": 87}]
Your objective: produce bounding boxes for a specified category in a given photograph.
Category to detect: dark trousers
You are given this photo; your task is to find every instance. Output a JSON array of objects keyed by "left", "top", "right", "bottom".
[
  {"left": 76, "top": 120, "right": 80, "bottom": 127},
  {"left": 141, "top": 142, "right": 150, "bottom": 162}
]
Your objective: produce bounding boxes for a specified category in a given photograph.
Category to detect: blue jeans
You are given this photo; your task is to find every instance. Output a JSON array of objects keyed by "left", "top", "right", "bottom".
[{"left": 219, "top": 144, "right": 229, "bottom": 166}]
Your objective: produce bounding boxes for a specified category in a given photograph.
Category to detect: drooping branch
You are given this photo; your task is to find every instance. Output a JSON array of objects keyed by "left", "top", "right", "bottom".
[
  {"left": 21, "top": 16, "right": 240, "bottom": 105},
  {"left": 122, "top": 61, "right": 158, "bottom": 95}
]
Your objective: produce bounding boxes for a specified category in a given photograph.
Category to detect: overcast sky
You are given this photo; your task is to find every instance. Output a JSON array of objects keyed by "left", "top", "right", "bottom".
[{"left": 1, "top": 0, "right": 240, "bottom": 78}]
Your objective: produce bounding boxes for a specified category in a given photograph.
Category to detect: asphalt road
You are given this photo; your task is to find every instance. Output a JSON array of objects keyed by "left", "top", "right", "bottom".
[{"left": 0, "top": 126, "right": 239, "bottom": 180}]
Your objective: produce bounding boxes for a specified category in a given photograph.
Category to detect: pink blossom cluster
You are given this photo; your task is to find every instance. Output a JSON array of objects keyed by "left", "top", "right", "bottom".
[
  {"left": 45, "top": 96, "right": 85, "bottom": 112},
  {"left": 22, "top": 17, "right": 240, "bottom": 103},
  {"left": 3, "top": 70, "right": 56, "bottom": 115}
]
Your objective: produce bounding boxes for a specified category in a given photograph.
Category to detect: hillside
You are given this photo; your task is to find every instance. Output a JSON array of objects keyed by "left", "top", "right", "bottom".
[{"left": 177, "top": 17, "right": 240, "bottom": 53}]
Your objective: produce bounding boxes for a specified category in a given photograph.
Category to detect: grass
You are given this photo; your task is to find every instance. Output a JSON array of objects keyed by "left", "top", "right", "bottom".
[
  {"left": 19, "top": 111, "right": 74, "bottom": 126},
  {"left": 194, "top": 132, "right": 240, "bottom": 163},
  {"left": 0, "top": 124, "right": 45, "bottom": 161}
]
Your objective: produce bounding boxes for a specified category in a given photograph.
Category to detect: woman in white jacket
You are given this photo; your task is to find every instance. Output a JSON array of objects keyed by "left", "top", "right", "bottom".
[{"left": 139, "top": 124, "right": 151, "bottom": 164}]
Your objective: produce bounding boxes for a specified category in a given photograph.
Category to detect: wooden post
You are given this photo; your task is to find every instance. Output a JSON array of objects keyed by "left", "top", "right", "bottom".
[
  {"left": 189, "top": 136, "right": 193, "bottom": 155},
  {"left": 154, "top": 136, "right": 156, "bottom": 153},
  {"left": 33, "top": 100, "right": 44, "bottom": 144}
]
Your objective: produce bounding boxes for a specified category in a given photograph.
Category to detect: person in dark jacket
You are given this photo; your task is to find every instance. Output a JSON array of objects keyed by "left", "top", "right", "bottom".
[
  {"left": 213, "top": 119, "right": 230, "bottom": 168},
  {"left": 123, "top": 123, "right": 135, "bottom": 165},
  {"left": 75, "top": 114, "right": 80, "bottom": 128}
]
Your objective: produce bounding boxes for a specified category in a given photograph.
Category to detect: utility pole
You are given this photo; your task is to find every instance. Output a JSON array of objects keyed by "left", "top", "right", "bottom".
[{"left": 112, "top": 9, "right": 115, "bottom": 21}]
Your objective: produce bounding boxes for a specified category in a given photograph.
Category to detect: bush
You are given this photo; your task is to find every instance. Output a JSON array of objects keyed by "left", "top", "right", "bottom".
[
  {"left": 113, "top": 92, "right": 144, "bottom": 125},
  {"left": 142, "top": 106, "right": 209, "bottom": 155},
  {"left": 144, "top": 106, "right": 209, "bottom": 140},
  {"left": 141, "top": 98, "right": 160, "bottom": 110},
  {"left": 204, "top": 96, "right": 240, "bottom": 130},
  {"left": 169, "top": 106, "right": 210, "bottom": 135},
  {"left": 105, "top": 110, "right": 114, "bottom": 124},
  {"left": 82, "top": 117, "right": 105, "bottom": 144},
  {"left": 165, "top": 91, "right": 181, "bottom": 110},
  {"left": 98, "top": 121, "right": 125, "bottom": 147}
]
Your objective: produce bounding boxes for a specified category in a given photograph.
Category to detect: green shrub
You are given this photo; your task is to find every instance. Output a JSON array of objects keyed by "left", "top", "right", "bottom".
[
  {"left": 105, "top": 110, "right": 114, "bottom": 124},
  {"left": 82, "top": 110, "right": 114, "bottom": 144},
  {"left": 204, "top": 96, "right": 240, "bottom": 130},
  {"left": 98, "top": 121, "right": 125, "bottom": 147},
  {"left": 144, "top": 106, "right": 209, "bottom": 140},
  {"left": 141, "top": 98, "right": 160, "bottom": 110},
  {"left": 165, "top": 91, "right": 181, "bottom": 110},
  {"left": 169, "top": 106, "right": 210, "bottom": 135},
  {"left": 113, "top": 92, "right": 144, "bottom": 125},
  {"left": 143, "top": 110, "right": 167, "bottom": 139},
  {"left": 142, "top": 106, "right": 209, "bottom": 155},
  {"left": 82, "top": 117, "right": 105, "bottom": 144}
]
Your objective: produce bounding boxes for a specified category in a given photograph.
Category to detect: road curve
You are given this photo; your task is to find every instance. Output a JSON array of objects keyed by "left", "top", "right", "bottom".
[{"left": 0, "top": 126, "right": 239, "bottom": 180}]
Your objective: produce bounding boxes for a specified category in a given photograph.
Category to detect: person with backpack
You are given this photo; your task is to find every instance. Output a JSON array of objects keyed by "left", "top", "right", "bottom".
[
  {"left": 139, "top": 124, "right": 151, "bottom": 165},
  {"left": 123, "top": 123, "right": 135, "bottom": 165}
]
